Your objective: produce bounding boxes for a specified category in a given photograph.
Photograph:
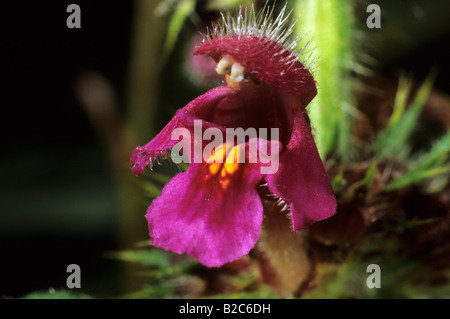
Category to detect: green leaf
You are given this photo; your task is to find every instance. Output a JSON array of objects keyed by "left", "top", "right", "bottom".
[
  {"left": 387, "top": 165, "right": 450, "bottom": 191},
  {"left": 386, "top": 131, "right": 450, "bottom": 191},
  {"left": 206, "top": 0, "right": 254, "bottom": 11},
  {"left": 363, "top": 70, "right": 437, "bottom": 189},
  {"left": 207, "top": 286, "right": 280, "bottom": 299},
  {"left": 106, "top": 249, "right": 171, "bottom": 268},
  {"left": 331, "top": 171, "right": 346, "bottom": 193},
  {"left": 164, "top": 0, "right": 196, "bottom": 54},
  {"left": 295, "top": 0, "right": 355, "bottom": 161},
  {"left": 122, "top": 283, "right": 177, "bottom": 299},
  {"left": 144, "top": 171, "right": 172, "bottom": 184},
  {"left": 360, "top": 152, "right": 382, "bottom": 190},
  {"left": 375, "top": 71, "right": 437, "bottom": 159},
  {"left": 142, "top": 180, "right": 162, "bottom": 198},
  {"left": 22, "top": 289, "right": 91, "bottom": 299}
]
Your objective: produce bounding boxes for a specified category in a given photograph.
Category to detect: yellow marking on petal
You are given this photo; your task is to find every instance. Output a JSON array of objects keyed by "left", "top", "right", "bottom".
[
  {"left": 223, "top": 145, "right": 241, "bottom": 175},
  {"left": 224, "top": 162, "right": 239, "bottom": 175},
  {"left": 207, "top": 144, "right": 227, "bottom": 163},
  {"left": 205, "top": 143, "right": 242, "bottom": 190},
  {"left": 207, "top": 146, "right": 226, "bottom": 163},
  {"left": 207, "top": 143, "right": 228, "bottom": 175},
  {"left": 220, "top": 167, "right": 227, "bottom": 178},
  {"left": 209, "top": 162, "right": 221, "bottom": 175},
  {"left": 219, "top": 179, "right": 231, "bottom": 189}
]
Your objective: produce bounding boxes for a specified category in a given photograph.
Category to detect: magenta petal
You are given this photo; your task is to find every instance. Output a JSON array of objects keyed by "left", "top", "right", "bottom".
[
  {"left": 130, "top": 86, "right": 238, "bottom": 176},
  {"left": 266, "top": 110, "right": 336, "bottom": 232},
  {"left": 130, "top": 118, "right": 181, "bottom": 176},
  {"left": 146, "top": 163, "right": 264, "bottom": 267}
]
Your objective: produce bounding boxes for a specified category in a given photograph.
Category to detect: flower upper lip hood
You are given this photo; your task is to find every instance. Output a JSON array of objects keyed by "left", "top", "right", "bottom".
[
  {"left": 194, "top": 35, "right": 317, "bottom": 103},
  {"left": 130, "top": 4, "right": 336, "bottom": 267}
]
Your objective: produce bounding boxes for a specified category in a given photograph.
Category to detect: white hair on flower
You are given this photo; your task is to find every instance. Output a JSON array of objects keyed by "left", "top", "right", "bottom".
[{"left": 203, "top": 2, "right": 320, "bottom": 74}]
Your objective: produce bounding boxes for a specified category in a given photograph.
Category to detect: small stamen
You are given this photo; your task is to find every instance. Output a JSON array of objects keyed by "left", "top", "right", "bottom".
[
  {"left": 216, "top": 55, "right": 234, "bottom": 75},
  {"left": 230, "top": 62, "right": 245, "bottom": 83}
]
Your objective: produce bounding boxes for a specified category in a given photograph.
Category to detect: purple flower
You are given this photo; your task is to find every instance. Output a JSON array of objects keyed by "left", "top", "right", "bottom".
[{"left": 130, "top": 6, "right": 336, "bottom": 267}]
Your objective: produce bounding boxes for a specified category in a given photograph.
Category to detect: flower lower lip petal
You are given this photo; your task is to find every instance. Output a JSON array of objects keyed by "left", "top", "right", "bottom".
[{"left": 146, "top": 162, "right": 264, "bottom": 267}]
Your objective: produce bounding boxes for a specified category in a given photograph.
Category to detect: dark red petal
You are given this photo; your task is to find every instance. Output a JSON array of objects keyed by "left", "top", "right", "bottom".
[
  {"left": 194, "top": 35, "right": 317, "bottom": 102},
  {"left": 266, "top": 110, "right": 336, "bottom": 232}
]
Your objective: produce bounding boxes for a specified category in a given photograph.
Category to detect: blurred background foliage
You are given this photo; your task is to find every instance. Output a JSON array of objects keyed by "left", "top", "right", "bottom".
[{"left": 1, "top": 0, "right": 450, "bottom": 298}]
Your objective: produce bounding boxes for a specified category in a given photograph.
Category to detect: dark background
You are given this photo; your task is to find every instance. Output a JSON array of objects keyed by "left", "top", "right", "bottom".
[
  {"left": 1, "top": 1, "right": 133, "bottom": 298},
  {"left": 1, "top": 1, "right": 449, "bottom": 298}
]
